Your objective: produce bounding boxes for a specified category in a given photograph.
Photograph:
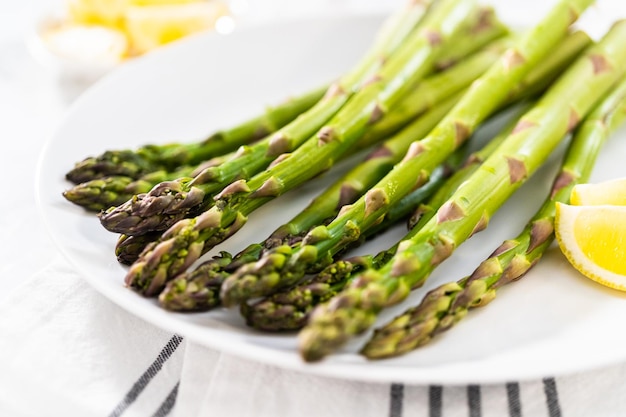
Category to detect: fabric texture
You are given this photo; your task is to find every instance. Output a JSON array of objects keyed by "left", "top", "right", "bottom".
[{"left": 2, "top": 260, "right": 626, "bottom": 417}]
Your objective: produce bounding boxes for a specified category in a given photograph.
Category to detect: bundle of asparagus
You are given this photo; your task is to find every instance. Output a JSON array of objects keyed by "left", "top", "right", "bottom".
[
  {"left": 96, "top": 6, "right": 507, "bottom": 237},
  {"left": 362, "top": 76, "right": 626, "bottom": 359},
  {"left": 239, "top": 102, "right": 533, "bottom": 331},
  {"left": 298, "top": 18, "right": 626, "bottom": 362},
  {"left": 122, "top": 0, "right": 483, "bottom": 296},
  {"left": 111, "top": 30, "right": 513, "bottom": 265},
  {"left": 62, "top": 0, "right": 626, "bottom": 365},
  {"left": 219, "top": 30, "right": 590, "bottom": 308}
]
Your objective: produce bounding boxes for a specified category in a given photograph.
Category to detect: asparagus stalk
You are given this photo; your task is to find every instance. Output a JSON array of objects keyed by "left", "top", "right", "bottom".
[
  {"left": 219, "top": 21, "right": 593, "bottom": 307},
  {"left": 362, "top": 76, "right": 626, "bottom": 360},
  {"left": 298, "top": 19, "right": 626, "bottom": 362},
  {"left": 158, "top": 92, "right": 463, "bottom": 311},
  {"left": 239, "top": 102, "right": 531, "bottom": 330},
  {"left": 63, "top": 162, "right": 203, "bottom": 212},
  {"left": 99, "top": 10, "right": 508, "bottom": 237},
  {"left": 65, "top": 85, "right": 328, "bottom": 184},
  {"left": 115, "top": 232, "right": 163, "bottom": 265},
  {"left": 125, "top": 0, "right": 480, "bottom": 296},
  {"left": 98, "top": 0, "right": 443, "bottom": 236}
]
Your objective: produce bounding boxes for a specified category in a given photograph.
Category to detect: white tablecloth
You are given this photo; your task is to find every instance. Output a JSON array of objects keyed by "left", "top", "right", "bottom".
[{"left": 2, "top": 1, "right": 626, "bottom": 416}]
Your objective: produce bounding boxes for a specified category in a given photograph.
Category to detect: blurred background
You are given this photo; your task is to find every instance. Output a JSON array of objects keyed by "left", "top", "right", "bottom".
[{"left": 2, "top": 1, "right": 408, "bottom": 103}]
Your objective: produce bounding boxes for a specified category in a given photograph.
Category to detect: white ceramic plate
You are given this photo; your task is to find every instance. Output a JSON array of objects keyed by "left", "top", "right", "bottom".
[{"left": 37, "top": 11, "right": 626, "bottom": 385}]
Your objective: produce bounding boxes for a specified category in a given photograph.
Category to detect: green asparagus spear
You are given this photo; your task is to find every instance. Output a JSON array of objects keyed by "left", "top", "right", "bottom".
[
  {"left": 298, "top": 18, "right": 626, "bottom": 362},
  {"left": 63, "top": 162, "right": 204, "bottom": 212},
  {"left": 362, "top": 76, "right": 626, "bottom": 360},
  {"left": 65, "top": 85, "right": 328, "bottom": 184},
  {"left": 219, "top": 22, "right": 593, "bottom": 307},
  {"left": 99, "top": 10, "right": 508, "bottom": 237},
  {"left": 115, "top": 232, "right": 164, "bottom": 265},
  {"left": 125, "top": 0, "right": 479, "bottom": 296}
]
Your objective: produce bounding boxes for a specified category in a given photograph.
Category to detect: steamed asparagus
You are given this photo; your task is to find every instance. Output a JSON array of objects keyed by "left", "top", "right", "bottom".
[
  {"left": 124, "top": 0, "right": 480, "bottom": 296},
  {"left": 298, "top": 0, "right": 609, "bottom": 362},
  {"left": 362, "top": 76, "right": 626, "bottom": 359},
  {"left": 219, "top": 21, "right": 592, "bottom": 307},
  {"left": 240, "top": 102, "right": 531, "bottom": 330},
  {"left": 158, "top": 93, "right": 462, "bottom": 311}
]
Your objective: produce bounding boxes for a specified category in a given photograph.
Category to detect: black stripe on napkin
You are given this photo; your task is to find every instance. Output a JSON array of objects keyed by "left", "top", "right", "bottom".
[
  {"left": 109, "top": 334, "right": 184, "bottom": 417},
  {"left": 389, "top": 383, "right": 404, "bottom": 417},
  {"left": 506, "top": 382, "right": 522, "bottom": 417},
  {"left": 429, "top": 385, "right": 443, "bottom": 417},
  {"left": 543, "top": 377, "right": 562, "bottom": 417},
  {"left": 152, "top": 382, "right": 180, "bottom": 417},
  {"left": 468, "top": 384, "right": 481, "bottom": 417}
]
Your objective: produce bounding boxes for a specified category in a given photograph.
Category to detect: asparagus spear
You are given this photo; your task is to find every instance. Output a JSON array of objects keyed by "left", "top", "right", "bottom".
[
  {"left": 240, "top": 102, "right": 533, "bottom": 330},
  {"left": 298, "top": 19, "right": 626, "bottom": 362},
  {"left": 124, "top": 0, "right": 480, "bottom": 296},
  {"left": 219, "top": 15, "right": 593, "bottom": 306},
  {"left": 115, "top": 232, "right": 163, "bottom": 265},
  {"left": 99, "top": 10, "right": 508, "bottom": 237},
  {"left": 98, "top": 0, "right": 443, "bottom": 236},
  {"left": 65, "top": 85, "right": 328, "bottom": 184},
  {"left": 362, "top": 76, "right": 626, "bottom": 360},
  {"left": 63, "top": 162, "right": 203, "bottom": 212},
  {"left": 158, "top": 92, "right": 463, "bottom": 311}
]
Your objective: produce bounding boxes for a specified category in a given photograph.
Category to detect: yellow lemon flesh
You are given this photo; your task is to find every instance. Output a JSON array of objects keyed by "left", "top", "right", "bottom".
[
  {"left": 555, "top": 203, "right": 626, "bottom": 291},
  {"left": 570, "top": 178, "right": 626, "bottom": 205},
  {"left": 66, "top": 0, "right": 128, "bottom": 28},
  {"left": 125, "top": 2, "right": 228, "bottom": 54}
]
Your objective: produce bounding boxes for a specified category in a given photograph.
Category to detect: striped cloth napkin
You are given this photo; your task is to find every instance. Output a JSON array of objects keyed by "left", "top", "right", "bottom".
[{"left": 1, "top": 257, "right": 626, "bottom": 417}]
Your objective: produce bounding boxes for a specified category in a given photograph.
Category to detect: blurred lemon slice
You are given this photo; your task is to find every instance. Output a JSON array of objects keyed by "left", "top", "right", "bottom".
[
  {"left": 570, "top": 178, "right": 626, "bottom": 206},
  {"left": 125, "top": 2, "right": 229, "bottom": 55},
  {"left": 555, "top": 202, "right": 626, "bottom": 291}
]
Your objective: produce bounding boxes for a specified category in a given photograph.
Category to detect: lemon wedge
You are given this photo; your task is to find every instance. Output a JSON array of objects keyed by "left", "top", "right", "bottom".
[
  {"left": 125, "top": 2, "right": 228, "bottom": 55},
  {"left": 555, "top": 202, "right": 626, "bottom": 291},
  {"left": 570, "top": 178, "right": 626, "bottom": 205}
]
